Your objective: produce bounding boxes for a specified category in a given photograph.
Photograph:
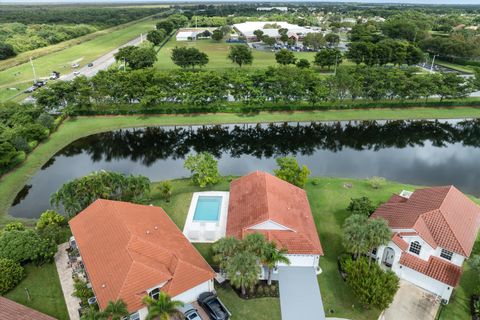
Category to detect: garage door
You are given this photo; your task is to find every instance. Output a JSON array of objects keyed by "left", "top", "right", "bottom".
[{"left": 278, "top": 266, "right": 326, "bottom": 320}]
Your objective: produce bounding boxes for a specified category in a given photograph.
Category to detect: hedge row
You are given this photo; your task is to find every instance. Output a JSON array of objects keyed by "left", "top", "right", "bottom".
[{"left": 69, "top": 99, "right": 480, "bottom": 116}]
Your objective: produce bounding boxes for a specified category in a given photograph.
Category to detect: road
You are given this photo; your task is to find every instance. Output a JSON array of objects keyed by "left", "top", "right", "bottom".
[{"left": 60, "top": 35, "right": 144, "bottom": 81}]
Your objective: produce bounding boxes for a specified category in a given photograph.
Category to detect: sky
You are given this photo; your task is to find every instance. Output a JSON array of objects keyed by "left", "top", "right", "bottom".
[{"left": 2, "top": 0, "right": 480, "bottom": 4}]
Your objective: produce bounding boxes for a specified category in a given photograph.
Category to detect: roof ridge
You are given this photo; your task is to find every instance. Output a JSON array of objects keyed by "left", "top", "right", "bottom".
[{"left": 437, "top": 207, "right": 468, "bottom": 256}]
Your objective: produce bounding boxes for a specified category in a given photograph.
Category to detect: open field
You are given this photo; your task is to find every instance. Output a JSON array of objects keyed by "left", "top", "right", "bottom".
[
  {"left": 155, "top": 37, "right": 351, "bottom": 70},
  {"left": 0, "top": 18, "right": 156, "bottom": 102},
  {"left": 2, "top": 107, "right": 480, "bottom": 225},
  {"left": 4, "top": 263, "right": 69, "bottom": 320}
]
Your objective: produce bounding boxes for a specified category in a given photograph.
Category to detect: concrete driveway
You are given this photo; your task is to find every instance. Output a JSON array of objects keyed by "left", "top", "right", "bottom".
[{"left": 379, "top": 280, "right": 439, "bottom": 320}]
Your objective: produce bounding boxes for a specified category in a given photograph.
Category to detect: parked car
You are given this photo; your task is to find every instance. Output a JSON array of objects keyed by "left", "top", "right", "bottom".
[
  {"left": 88, "top": 63, "right": 94, "bottom": 67},
  {"left": 33, "top": 80, "right": 47, "bottom": 88},
  {"left": 24, "top": 86, "right": 36, "bottom": 93},
  {"left": 73, "top": 71, "right": 80, "bottom": 76},
  {"left": 49, "top": 71, "right": 60, "bottom": 80},
  {"left": 72, "top": 63, "right": 80, "bottom": 68},
  {"left": 178, "top": 303, "right": 202, "bottom": 320},
  {"left": 198, "top": 292, "right": 230, "bottom": 320}
]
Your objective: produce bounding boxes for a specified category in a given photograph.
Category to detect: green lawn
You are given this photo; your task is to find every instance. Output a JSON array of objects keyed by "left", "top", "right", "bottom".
[
  {"left": 4, "top": 263, "right": 69, "bottom": 320},
  {"left": 436, "top": 60, "right": 475, "bottom": 74},
  {"left": 150, "top": 177, "right": 408, "bottom": 319},
  {"left": 0, "top": 18, "right": 156, "bottom": 102},
  {"left": 439, "top": 263, "right": 477, "bottom": 320},
  {"left": 4, "top": 107, "right": 480, "bottom": 225},
  {"left": 150, "top": 176, "right": 480, "bottom": 320},
  {"left": 155, "top": 37, "right": 343, "bottom": 70}
]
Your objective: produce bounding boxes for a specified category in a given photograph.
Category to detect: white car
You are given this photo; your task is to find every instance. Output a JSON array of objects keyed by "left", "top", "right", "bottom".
[
  {"left": 73, "top": 71, "right": 80, "bottom": 76},
  {"left": 72, "top": 63, "right": 80, "bottom": 68}
]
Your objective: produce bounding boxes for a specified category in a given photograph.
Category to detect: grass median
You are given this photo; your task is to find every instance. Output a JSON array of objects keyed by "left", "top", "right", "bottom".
[{"left": 2, "top": 107, "right": 480, "bottom": 225}]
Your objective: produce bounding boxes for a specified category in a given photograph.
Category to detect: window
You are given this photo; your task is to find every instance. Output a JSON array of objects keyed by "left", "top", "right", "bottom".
[
  {"left": 123, "top": 313, "right": 140, "bottom": 320},
  {"left": 409, "top": 241, "right": 421, "bottom": 255},
  {"left": 440, "top": 249, "right": 453, "bottom": 261},
  {"left": 371, "top": 248, "right": 377, "bottom": 256},
  {"left": 149, "top": 288, "right": 160, "bottom": 300}
]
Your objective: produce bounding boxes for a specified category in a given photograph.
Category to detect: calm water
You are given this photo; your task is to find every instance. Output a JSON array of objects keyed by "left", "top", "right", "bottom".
[{"left": 10, "top": 119, "right": 480, "bottom": 218}]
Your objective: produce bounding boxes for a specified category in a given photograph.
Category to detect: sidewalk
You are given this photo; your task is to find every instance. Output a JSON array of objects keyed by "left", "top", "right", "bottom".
[{"left": 55, "top": 242, "right": 81, "bottom": 320}]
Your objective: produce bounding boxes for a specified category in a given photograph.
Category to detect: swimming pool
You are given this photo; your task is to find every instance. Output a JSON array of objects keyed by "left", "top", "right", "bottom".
[{"left": 193, "top": 196, "right": 223, "bottom": 221}]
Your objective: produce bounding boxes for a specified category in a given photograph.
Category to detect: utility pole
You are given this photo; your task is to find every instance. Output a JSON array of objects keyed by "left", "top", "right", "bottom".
[
  {"left": 334, "top": 52, "right": 339, "bottom": 76},
  {"left": 430, "top": 54, "right": 437, "bottom": 73},
  {"left": 29, "top": 57, "right": 37, "bottom": 83}
]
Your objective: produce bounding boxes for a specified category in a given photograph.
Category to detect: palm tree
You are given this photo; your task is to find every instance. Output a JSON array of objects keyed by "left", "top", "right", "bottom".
[
  {"left": 225, "top": 250, "right": 260, "bottom": 296},
  {"left": 243, "top": 233, "right": 268, "bottom": 258},
  {"left": 263, "top": 242, "right": 290, "bottom": 285},
  {"left": 142, "top": 292, "right": 184, "bottom": 320},
  {"left": 365, "top": 218, "right": 391, "bottom": 266},
  {"left": 212, "top": 236, "right": 240, "bottom": 270},
  {"left": 342, "top": 214, "right": 370, "bottom": 258},
  {"left": 80, "top": 307, "right": 107, "bottom": 320},
  {"left": 103, "top": 299, "right": 129, "bottom": 320}
]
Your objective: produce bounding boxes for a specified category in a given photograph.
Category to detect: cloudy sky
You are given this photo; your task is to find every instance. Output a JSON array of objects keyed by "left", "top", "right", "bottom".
[{"left": 2, "top": 0, "right": 480, "bottom": 4}]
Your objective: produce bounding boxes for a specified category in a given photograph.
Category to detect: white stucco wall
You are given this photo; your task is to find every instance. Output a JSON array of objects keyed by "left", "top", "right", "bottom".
[
  {"left": 248, "top": 219, "right": 291, "bottom": 231},
  {"left": 376, "top": 238, "right": 461, "bottom": 303},
  {"left": 282, "top": 254, "right": 319, "bottom": 268},
  {"left": 133, "top": 280, "right": 214, "bottom": 320},
  {"left": 397, "top": 265, "right": 454, "bottom": 302}
]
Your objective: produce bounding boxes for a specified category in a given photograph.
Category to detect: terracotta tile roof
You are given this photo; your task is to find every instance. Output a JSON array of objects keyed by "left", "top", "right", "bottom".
[
  {"left": 371, "top": 186, "right": 480, "bottom": 257},
  {"left": 391, "top": 233, "right": 409, "bottom": 251},
  {"left": 227, "top": 171, "right": 323, "bottom": 255},
  {"left": 69, "top": 200, "right": 214, "bottom": 313},
  {"left": 0, "top": 297, "right": 56, "bottom": 320},
  {"left": 399, "top": 252, "right": 462, "bottom": 287}
]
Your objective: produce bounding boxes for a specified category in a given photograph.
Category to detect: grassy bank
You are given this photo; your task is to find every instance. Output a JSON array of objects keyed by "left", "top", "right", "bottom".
[
  {"left": 0, "top": 18, "right": 156, "bottom": 102},
  {"left": 4, "top": 263, "right": 69, "bottom": 320},
  {"left": 2, "top": 107, "right": 480, "bottom": 225}
]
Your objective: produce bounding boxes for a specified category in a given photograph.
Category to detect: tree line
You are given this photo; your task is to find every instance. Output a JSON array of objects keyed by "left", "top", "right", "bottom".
[
  {"left": 34, "top": 65, "right": 478, "bottom": 111},
  {"left": 0, "top": 23, "right": 97, "bottom": 59},
  {"left": 0, "top": 102, "right": 60, "bottom": 174}
]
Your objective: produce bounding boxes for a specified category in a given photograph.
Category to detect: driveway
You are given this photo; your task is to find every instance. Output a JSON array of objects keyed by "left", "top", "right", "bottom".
[
  {"left": 278, "top": 266, "right": 326, "bottom": 320},
  {"left": 379, "top": 280, "right": 440, "bottom": 320}
]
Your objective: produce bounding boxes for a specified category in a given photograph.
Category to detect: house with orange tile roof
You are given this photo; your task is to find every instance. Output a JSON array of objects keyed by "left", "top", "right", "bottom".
[
  {"left": 69, "top": 199, "right": 215, "bottom": 320},
  {"left": 371, "top": 186, "right": 480, "bottom": 302},
  {"left": 227, "top": 171, "right": 324, "bottom": 275}
]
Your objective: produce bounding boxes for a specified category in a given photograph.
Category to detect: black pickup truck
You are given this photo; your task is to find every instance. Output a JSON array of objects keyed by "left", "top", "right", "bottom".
[{"left": 198, "top": 292, "right": 231, "bottom": 320}]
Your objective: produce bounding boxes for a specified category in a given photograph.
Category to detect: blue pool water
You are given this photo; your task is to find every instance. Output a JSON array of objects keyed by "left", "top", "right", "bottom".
[{"left": 193, "top": 196, "right": 222, "bottom": 221}]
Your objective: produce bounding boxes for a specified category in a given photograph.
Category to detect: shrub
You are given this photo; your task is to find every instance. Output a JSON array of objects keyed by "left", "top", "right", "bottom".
[
  {"left": 311, "top": 177, "right": 321, "bottom": 186},
  {"left": 36, "top": 113, "right": 55, "bottom": 130},
  {"left": 73, "top": 277, "right": 94, "bottom": 306},
  {"left": 4, "top": 221, "right": 25, "bottom": 232},
  {"left": 184, "top": 152, "right": 221, "bottom": 188},
  {"left": 157, "top": 180, "right": 172, "bottom": 202},
  {"left": 343, "top": 257, "right": 399, "bottom": 310},
  {"left": 274, "top": 156, "right": 310, "bottom": 188},
  {"left": 37, "top": 224, "right": 68, "bottom": 244},
  {"left": 36, "top": 210, "right": 65, "bottom": 230},
  {"left": 11, "top": 136, "right": 30, "bottom": 153},
  {"left": 0, "top": 259, "right": 24, "bottom": 294},
  {"left": 347, "top": 197, "right": 376, "bottom": 216},
  {"left": 368, "top": 176, "right": 386, "bottom": 189},
  {"left": 0, "top": 229, "right": 57, "bottom": 264}
]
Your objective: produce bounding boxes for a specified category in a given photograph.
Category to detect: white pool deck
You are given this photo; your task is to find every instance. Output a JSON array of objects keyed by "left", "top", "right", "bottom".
[{"left": 183, "top": 191, "right": 230, "bottom": 243}]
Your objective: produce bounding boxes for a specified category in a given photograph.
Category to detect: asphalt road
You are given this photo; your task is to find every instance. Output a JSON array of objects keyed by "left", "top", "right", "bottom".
[{"left": 60, "top": 35, "right": 143, "bottom": 81}]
